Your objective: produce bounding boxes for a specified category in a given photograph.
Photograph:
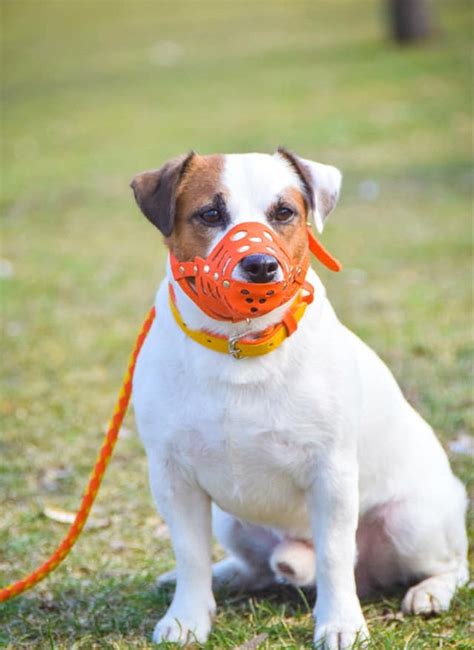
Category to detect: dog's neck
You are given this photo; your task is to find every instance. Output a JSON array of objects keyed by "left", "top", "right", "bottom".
[{"left": 166, "top": 258, "right": 326, "bottom": 338}]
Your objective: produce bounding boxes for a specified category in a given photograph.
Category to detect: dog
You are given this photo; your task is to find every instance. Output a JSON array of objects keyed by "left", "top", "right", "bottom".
[{"left": 130, "top": 149, "right": 468, "bottom": 649}]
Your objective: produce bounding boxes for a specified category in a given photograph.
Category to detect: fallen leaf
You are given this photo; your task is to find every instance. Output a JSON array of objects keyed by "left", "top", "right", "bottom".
[
  {"left": 233, "top": 633, "right": 268, "bottom": 650},
  {"left": 43, "top": 506, "right": 110, "bottom": 529}
]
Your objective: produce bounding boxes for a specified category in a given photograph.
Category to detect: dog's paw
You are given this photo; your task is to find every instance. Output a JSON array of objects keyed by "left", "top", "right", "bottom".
[
  {"left": 152, "top": 612, "right": 212, "bottom": 645},
  {"left": 314, "top": 619, "right": 369, "bottom": 649},
  {"left": 270, "top": 538, "right": 316, "bottom": 587},
  {"left": 401, "top": 575, "right": 453, "bottom": 616}
]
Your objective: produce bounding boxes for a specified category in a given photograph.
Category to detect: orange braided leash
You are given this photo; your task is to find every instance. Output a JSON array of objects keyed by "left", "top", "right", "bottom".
[{"left": 0, "top": 306, "right": 156, "bottom": 603}]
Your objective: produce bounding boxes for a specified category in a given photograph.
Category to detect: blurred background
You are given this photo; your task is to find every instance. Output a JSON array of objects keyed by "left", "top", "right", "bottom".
[{"left": 1, "top": 1, "right": 472, "bottom": 647}]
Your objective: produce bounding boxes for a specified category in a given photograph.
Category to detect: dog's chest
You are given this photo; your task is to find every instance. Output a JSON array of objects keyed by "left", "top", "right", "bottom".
[
  {"left": 135, "top": 307, "right": 337, "bottom": 536},
  {"left": 169, "top": 379, "right": 324, "bottom": 535}
]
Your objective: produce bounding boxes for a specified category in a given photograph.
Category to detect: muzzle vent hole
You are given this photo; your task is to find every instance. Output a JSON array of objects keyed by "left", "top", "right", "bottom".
[
  {"left": 266, "top": 290, "right": 275, "bottom": 296},
  {"left": 258, "top": 298, "right": 266, "bottom": 304},
  {"left": 230, "top": 230, "right": 248, "bottom": 242},
  {"left": 241, "top": 289, "right": 250, "bottom": 295},
  {"left": 237, "top": 245, "right": 251, "bottom": 253},
  {"left": 245, "top": 298, "right": 254, "bottom": 303},
  {"left": 250, "top": 307, "right": 258, "bottom": 313}
]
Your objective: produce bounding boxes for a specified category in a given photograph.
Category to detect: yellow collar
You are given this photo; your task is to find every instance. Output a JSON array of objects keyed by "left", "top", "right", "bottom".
[{"left": 168, "top": 283, "right": 314, "bottom": 359}]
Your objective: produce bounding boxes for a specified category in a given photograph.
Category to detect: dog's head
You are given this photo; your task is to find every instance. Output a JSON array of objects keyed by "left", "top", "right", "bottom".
[{"left": 131, "top": 150, "right": 342, "bottom": 320}]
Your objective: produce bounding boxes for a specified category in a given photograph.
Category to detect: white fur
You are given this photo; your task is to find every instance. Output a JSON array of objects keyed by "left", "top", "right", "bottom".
[{"left": 132, "top": 153, "right": 468, "bottom": 649}]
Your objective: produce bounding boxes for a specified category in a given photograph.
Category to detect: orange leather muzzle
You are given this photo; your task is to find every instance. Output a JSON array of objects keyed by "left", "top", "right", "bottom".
[{"left": 170, "top": 221, "right": 341, "bottom": 323}]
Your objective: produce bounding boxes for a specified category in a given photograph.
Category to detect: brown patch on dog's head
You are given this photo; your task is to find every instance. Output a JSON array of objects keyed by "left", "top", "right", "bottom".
[
  {"left": 266, "top": 186, "right": 309, "bottom": 267},
  {"left": 168, "top": 154, "right": 225, "bottom": 260},
  {"left": 131, "top": 153, "right": 225, "bottom": 261},
  {"left": 130, "top": 152, "right": 195, "bottom": 237}
]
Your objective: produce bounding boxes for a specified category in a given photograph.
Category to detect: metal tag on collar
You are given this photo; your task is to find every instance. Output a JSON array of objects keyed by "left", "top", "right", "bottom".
[
  {"left": 228, "top": 335, "right": 243, "bottom": 359},
  {"left": 227, "top": 321, "right": 253, "bottom": 359}
]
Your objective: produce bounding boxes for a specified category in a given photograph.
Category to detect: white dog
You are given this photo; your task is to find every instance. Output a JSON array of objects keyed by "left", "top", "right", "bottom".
[{"left": 130, "top": 149, "right": 468, "bottom": 649}]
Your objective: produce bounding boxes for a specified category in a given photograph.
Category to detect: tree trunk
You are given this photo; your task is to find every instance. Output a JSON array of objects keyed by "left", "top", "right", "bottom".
[{"left": 389, "top": 0, "right": 432, "bottom": 43}]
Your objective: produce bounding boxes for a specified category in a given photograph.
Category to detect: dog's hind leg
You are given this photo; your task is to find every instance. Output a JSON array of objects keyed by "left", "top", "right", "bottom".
[
  {"left": 212, "top": 506, "right": 280, "bottom": 592},
  {"left": 358, "top": 475, "right": 468, "bottom": 615},
  {"left": 399, "top": 478, "right": 468, "bottom": 615}
]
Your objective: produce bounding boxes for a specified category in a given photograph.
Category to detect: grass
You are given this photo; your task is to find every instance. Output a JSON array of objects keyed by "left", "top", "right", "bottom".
[{"left": 1, "top": 0, "right": 472, "bottom": 647}]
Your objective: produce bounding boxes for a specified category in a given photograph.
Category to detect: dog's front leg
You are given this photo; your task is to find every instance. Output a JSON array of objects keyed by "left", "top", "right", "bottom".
[
  {"left": 307, "top": 454, "right": 368, "bottom": 649},
  {"left": 149, "top": 455, "right": 215, "bottom": 645}
]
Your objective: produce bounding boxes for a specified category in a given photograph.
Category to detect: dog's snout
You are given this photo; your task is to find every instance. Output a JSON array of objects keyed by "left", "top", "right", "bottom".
[{"left": 240, "top": 254, "right": 279, "bottom": 283}]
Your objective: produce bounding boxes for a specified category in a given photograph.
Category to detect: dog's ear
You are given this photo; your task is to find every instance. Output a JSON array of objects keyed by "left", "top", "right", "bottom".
[
  {"left": 130, "top": 152, "right": 195, "bottom": 237},
  {"left": 277, "top": 147, "right": 342, "bottom": 233}
]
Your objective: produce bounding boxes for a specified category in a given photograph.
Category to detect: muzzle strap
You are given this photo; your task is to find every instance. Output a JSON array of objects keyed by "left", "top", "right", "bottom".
[{"left": 307, "top": 227, "right": 342, "bottom": 272}]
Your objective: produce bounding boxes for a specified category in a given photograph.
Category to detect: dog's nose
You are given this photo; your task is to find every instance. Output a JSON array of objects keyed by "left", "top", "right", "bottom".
[{"left": 240, "top": 254, "right": 279, "bottom": 283}]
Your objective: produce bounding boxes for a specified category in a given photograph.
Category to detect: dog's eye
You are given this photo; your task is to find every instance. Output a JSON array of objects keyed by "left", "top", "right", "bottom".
[
  {"left": 200, "top": 208, "right": 222, "bottom": 226},
  {"left": 274, "top": 206, "right": 295, "bottom": 222}
]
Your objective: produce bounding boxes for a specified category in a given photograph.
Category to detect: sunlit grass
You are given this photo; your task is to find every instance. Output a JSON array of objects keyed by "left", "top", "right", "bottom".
[{"left": 1, "top": 0, "right": 472, "bottom": 647}]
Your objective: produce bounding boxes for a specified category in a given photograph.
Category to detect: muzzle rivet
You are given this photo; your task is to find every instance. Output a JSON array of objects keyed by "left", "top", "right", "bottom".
[
  {"left": 204, "top": 265, "right": 210, "bottom": 273},
  {"left": 179, "top": 265, "right": 185, "bottom": 274},
  {"left": 223, "top": 280, "right": 230, "bottom": 288},
  {"left": 193, "top": 265, "right": 198, "bottom": 274},
  {"left": 213, "top": 272, "right": 219, "bottom": 281}
]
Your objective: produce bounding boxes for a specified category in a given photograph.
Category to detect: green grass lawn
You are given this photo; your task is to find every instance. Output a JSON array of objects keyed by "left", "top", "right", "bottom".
[{"left": 1, "top": 0, "right": 472, "bottom": 647}]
